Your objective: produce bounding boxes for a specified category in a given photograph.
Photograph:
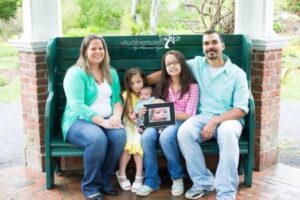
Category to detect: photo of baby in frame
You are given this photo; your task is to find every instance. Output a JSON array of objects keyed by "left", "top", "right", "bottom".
[{"left": 144, "top": 102, "right": 175, "bottom": 128}]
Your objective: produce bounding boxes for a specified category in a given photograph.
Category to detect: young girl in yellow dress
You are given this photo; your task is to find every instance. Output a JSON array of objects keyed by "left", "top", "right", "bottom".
[{"left": 116, "top": 68, "right": 145, "bottom": 192}]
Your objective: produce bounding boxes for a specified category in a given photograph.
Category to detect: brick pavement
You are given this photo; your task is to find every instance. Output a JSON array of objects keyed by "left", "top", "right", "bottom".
[{"left": 0, "top": 163, "right": 299, "bottom": 200}]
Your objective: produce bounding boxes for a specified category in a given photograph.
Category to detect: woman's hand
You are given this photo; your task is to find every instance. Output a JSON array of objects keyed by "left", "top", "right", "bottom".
[
  {"left": 92, "top": 115, "right": 123, "bottom": 129},
  {"left": 108, "top": 115, "right": 124, "bottom": 128}
]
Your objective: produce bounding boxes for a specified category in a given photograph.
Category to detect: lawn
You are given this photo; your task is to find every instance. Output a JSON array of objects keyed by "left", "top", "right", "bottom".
[
  {"left": 0, "top": 42, "right": 19, "bottom": 70},
  {"left": 0, "top": 42, "right": 20, "bottom": 102},
  {"left": 280, "top": 37, "right": 300, "bottom": 102}
]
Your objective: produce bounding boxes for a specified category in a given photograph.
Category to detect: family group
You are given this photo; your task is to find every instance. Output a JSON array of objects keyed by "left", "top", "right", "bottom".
[{"left": 61, "top": 30, "right": 249, "bottom": 200}]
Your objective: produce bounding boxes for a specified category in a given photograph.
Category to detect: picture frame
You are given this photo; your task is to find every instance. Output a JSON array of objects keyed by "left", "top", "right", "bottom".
[{"left": 144, "top": 102, "right": 175, "bottom": 128}]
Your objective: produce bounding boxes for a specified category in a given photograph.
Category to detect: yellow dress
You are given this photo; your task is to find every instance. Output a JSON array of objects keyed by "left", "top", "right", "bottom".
[{"left": 122, "top": 92, "right": 143, "bottom": 156}]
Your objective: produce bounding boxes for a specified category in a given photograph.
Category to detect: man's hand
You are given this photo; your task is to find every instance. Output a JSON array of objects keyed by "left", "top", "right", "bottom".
[{"left": 201, "top": 118, "right": 219, "bottom": 141}]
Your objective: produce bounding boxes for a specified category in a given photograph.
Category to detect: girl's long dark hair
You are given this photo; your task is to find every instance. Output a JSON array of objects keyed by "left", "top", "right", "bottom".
[
  {"left": 155, "top": 50, "right": 195, "bottom": 100},
  {"left": 123, "top": 67, "right": 146, "bottom": 114}
]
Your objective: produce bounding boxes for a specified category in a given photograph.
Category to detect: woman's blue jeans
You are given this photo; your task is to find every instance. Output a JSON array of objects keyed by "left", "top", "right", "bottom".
[
  {"left": 66, "top": 119, "right": 126, "bottom": 197},
  {"left": 141, "top": 120, "right": 184, "bottom": 189}
]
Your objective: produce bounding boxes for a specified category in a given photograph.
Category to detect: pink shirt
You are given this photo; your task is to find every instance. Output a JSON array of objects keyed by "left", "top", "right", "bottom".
[{"left": 166, "top": 83, "right": 199, "bottom": 116}]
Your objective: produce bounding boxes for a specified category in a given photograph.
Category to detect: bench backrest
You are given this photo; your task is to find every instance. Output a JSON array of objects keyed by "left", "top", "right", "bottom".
[{"left": 46, "top": 34, "right": 252, "bottom": 136}]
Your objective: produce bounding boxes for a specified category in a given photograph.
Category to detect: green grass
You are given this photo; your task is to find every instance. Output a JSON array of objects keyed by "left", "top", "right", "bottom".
[
  {"left": 0, "top": 78, "right": 20, "bottom": 102},
  {"left": 0, "top": 42, "right": 19, "bottom": 70},
  {"left": 281, "top": 70, "right": 300, "bottom": 101},
  {"left": 280, "top": 37, "right": 300, "bottom": 102}
]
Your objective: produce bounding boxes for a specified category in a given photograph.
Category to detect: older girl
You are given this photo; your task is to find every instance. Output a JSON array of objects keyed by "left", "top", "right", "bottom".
[{"left": 137, "top": 50, "right": 199, "bottom": 197}]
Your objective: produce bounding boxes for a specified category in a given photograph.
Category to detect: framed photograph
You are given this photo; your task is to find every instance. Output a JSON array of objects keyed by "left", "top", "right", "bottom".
[{"left": 144, "top": 102, "right": 175, "bottom": 128}]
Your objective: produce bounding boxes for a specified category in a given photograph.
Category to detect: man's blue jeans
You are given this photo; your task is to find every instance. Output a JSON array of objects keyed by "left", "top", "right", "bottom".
[
  {"left": 66, "top": 119, "right": 126, "bottom": 197},
  {"left": 141, "top": 121, "right": 184, "bottom": 189},
  {"left": 177, "top": 115, "right": 242, "bottom": 200}
]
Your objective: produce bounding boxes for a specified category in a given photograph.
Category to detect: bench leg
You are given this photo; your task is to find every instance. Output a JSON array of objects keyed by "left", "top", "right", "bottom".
[
  {"left": 243, "top": 154, "right": 253, "bottom": 187},
  {"left": 238, "top": 156, "right": 244, "bottom": 175},
  {"left": 46, "top": 156, "right": 55, "bottom": 189},
  {"left": 54, "top": 157, "right": 62, "bottom": 176}
]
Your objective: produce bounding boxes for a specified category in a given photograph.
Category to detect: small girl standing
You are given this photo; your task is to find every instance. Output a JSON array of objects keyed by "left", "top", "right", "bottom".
[{"left": 116, "top": 68, "right": 145, "bottom": 192}]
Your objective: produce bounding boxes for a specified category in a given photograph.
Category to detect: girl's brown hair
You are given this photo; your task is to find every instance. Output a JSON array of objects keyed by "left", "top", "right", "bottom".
[
  {"left": 155, "top": 50, "right": 195, "bottom": 100},
  {"left": 76, "top": 34, "right": 112, "bottom": 83},
  {"left": 123, "top": 67, "right": 146, "bottom": 114}
]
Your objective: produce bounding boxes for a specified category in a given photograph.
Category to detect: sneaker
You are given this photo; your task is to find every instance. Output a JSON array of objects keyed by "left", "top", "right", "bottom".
[
  {"left": 185, "top": 186, "right": 214, "bottom": 199},
  {"left": 136, "top": 185, "right": 154, "bottom": 196},
  {"left": 85, "top": 193, "right": 103, "bottom": 200},
  {"left": 171, "top": 178, "right": 184, "bottom": 196}
]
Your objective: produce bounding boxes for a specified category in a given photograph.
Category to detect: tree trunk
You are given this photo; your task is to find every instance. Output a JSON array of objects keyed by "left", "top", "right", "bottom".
[
  {"left": 131, "top": 0, "right": 139, "bottom": 22},
  {"left": 150, "top": 0, "right": 160, "bottom": 34}
]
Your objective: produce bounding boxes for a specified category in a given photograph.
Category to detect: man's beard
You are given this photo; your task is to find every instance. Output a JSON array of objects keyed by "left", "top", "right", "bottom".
[{"left": 205, "top": 49, "right": 218, "bottom": 60}]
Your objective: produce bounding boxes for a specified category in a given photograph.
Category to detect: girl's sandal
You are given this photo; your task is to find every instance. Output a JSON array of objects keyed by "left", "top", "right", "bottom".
[
  {"left": 116, "top": 170, "right": 131, "bottom": 191},
  {"left": 131, "top": 175, "right": 143, "bottom": 192}
]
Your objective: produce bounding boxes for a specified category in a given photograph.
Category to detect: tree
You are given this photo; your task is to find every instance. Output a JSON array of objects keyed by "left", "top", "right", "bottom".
[
  {"left": 180, "top": 0, "right": 234, "bottom": 33},
  {"left": 0, "top": 0, "right": 20, "bottom": 20},
  {"left": 150, "top": 0, "right": 160, "bottom": 34}
]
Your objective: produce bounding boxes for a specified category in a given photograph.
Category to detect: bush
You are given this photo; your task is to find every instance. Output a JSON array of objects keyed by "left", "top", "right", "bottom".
[
  {"left": 0, "top": 76, "right": 8, "bottom": 87},
  {"left": 273, "top": 21, "right": 284, "bottom": 33}
]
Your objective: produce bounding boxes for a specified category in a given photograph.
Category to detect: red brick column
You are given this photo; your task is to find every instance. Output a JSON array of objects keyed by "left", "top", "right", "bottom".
[
  {"left": 19, "top": 51, "right": 48, "bottom": 171},
  {"left": 251, "top": 49, "right": 282, "bottom": 170}
]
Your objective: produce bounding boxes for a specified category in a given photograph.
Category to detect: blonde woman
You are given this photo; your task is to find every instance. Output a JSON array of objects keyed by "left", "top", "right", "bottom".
[{"left": 61, "top": 35, "right": 126, "bottom": 200}]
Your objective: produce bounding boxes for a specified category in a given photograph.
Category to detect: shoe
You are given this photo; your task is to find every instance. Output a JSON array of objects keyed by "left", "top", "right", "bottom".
[
  {"left": 116, "top": 170, "right": 131, "bottom": 191},
  {"left": 101, "top": 185, "right": 118, "bottom": 196},
  {"left": 131, "top": 175, "right": 143, "bottom": 192},
  {"left": 171, "top": 178, "right": 184, "bottom": 196},
  {"left": 85, "top": 193, "right": 103, "bottom": 200},
  {"left": 185, "top": 186, "right": 214, "bottom": 199},
  {"left": 136, "top": 185, "right": 154, "bottom": 196}
]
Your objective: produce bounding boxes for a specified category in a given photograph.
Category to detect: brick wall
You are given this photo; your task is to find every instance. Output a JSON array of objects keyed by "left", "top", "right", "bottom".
[
  {"left": 251, "top": 49, "right": 282, "bottom": 170},
  {"left": 19, "top": 51, "right": 48, "bottom": 171}
]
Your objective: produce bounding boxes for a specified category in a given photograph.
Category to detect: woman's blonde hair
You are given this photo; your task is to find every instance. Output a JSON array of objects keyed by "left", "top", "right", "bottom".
[{"left": 76, "top": 34, "right": 112, "bottom": 83}]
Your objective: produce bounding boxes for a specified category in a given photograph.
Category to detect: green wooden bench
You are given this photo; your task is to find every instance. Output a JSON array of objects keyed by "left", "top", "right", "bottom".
[{"left": 45, "top": 34, "right": 255, "bottom": 190}]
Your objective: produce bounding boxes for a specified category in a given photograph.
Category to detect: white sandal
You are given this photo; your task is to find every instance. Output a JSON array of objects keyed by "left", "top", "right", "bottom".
[
  {"left": 131, "top": 175, "right": 143, "bottom": 192},
  {"left": 116, "top": 170, "right": 131, "bottom": 191}
]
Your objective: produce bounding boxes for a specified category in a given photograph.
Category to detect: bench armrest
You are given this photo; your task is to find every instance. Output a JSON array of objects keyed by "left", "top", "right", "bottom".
[
  {"left": 45, "top": 91, "right": 57, "bottom": 145},
  {"left": 245, "top": 92, "right": 255, "bottom": 154}
]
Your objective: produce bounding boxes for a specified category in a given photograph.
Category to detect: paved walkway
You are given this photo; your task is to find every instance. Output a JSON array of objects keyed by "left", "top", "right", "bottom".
[
  {"left": 278, "top": 101, "right": 300, "bottom": 168},
  {"left": 0, "top": 103, "right": 24, "bottom": 169},
  {"left": 0, "top": 163, "right": 300, "bottom": 200}
]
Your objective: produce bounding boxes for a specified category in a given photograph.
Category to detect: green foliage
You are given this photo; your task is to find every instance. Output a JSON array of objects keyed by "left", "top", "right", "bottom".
[
  {"left": 0, "top": 75, "right": 8, "bottom": 86},
  {"left": 0, "top": 6, "right": 22, "bottom": 41},
  {"left": 75, "top": 0, "right": 126, "bottom": 33},
  {"left": 274, "top": 0, "right": 300, "bottom": 15},
  {"left": 61, "top": 0, "right": 81, "bottom": 34},
  {"left": 286, "top": 0, "right": 300, "bottom": 15},
  {"left": 273, "top": 21, "right": 283, "bottom": 33},
  {"left": 120, "top": 13, "right": 145, "bottom": 35},
  {"left": 0, "top": 77, "right": 20, "bottom": 102},
  {"left": 281, "top": 70, "right": 300, "bottom": 101},
  {"left": 281, "top": 38, "right": 300, "bottom": 102},
  {"left": 0, "top": 42, "right": 18, "bottom": 69},
  {"left": 0, "top": 0, "right": 20, "bottom": 20}
]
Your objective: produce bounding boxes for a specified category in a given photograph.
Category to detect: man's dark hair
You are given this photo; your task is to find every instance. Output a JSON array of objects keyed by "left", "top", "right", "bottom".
[{"left": 203, "top": 29, "right": 224, "bottom": 43}]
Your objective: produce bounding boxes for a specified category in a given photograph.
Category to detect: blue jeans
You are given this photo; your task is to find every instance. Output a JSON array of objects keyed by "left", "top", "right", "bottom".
[
  {"left": 177, "top": 115, "right": 242, "bottom": 200},
  {"left": 141, "top": 120, "right": 184, "bottom": 189},
  {"left": 66, "top": 119, "right": 126, "bottom": 197}
]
